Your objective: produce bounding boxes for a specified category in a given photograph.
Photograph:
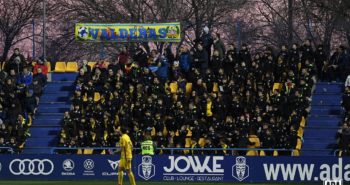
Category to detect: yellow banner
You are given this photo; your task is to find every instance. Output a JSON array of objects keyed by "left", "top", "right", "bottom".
[{"left": 75, "top": 23, "right": 181, "bottom": 42}]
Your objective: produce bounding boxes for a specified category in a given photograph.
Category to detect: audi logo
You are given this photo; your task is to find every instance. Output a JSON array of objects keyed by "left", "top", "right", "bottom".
[{"left": 9, "top": 159, "right": 54, "bottom": 175}]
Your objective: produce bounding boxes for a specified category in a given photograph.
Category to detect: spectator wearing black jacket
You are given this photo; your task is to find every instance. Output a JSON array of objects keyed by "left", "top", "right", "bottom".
[
  {"left": 0, "top": 137, "right": 9, "bottom": 154},
  {"left": 278, "top": 44, "right": 289, "bottom": 61},
  {"left": 199, "top": 26, "right": 213, "bottom": 62},
  {"left": 108, "top": 59, "right": 121, "bottom": 74},
  {"left": 289, "top": 43, "right": 300, "bottom": 74},
  {"left": 24, "top": 90, "right": 37, "bottom": 116},
  {"left": 76, "top": 68, "right": 90, "bottom": 84},
  {"left": 328, "top": 46, "right": 349, "bottom": 81},
  {"left": 300, "top": 39, "right": 314, "bottom": 64},
  {"left": 224, "top": 44, "right": 238, "bottom": 75},
  {"left": 7, "top": 137, "right": 18, "bottom": 154},
  {"left": 339, "top": 123, "right": 350, "bottom": 156},
  {"left": 239, "top": 44, "right": 251, "bottom": 64},
  {"left": 193, "top": 43, "right": 209, "bottom": 73},
  {"left": 260, "top": 129, "right": 275, "bottom": 156},
  {"left": 6, "top": 48, "right": 26, "bottom": 73},
  {"left": 213, "top": 33, "right": 225, "bottom": 60},
  {"left": 343, "top": 87, "right": 350, "bottom": 112},
  {"left": 79, "top": 60, "right": 92, "bottom": 75},
  {"left": 314, "top": 45, "right": 327, "bottom": 79},
  {"left": 133, "top": 48, "right": 148, "bottom": 68},
  {"left": 210, "top": 50, "right": 223, "bottom": 74},
  {"left": 56, "top": 40, "right": 318, "bottom": 155}
]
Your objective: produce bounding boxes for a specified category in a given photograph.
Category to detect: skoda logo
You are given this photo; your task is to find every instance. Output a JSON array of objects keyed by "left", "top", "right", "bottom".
[
  {"left": 83, "top": 159, "right": 94, "bottom": 170},
  {"left": 9, "top": 159, "right": 54, "bottom": 175},
  {"left": 62, "top": 159, "right": 75, "bottom": 171}
]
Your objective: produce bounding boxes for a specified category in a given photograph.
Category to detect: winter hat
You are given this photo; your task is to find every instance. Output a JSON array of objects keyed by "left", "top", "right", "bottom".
[
  {"left": 203, "top": 26, "right": 209, "bottom": 34},
  {"left": 173, "top": 60, "right": 179, "bottom": 67}
]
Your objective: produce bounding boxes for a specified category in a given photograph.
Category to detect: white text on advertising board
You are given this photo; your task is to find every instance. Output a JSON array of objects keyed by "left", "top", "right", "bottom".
[{"left": 163, "top": 156, "right": 224, "bottom": 182}]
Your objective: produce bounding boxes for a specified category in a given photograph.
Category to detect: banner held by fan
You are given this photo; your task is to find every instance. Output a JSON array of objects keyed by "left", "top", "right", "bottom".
[{"left": 75, "top": 22, "right": 181, "bottom": 42}]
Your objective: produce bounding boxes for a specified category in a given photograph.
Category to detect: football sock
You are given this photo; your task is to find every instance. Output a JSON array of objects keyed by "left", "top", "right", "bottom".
[
  {"left": 128, "top": 172, "right": 136, "bottom": 185},
  {"left": 117, "top": 170, "right": 123, "bottom": 185}
]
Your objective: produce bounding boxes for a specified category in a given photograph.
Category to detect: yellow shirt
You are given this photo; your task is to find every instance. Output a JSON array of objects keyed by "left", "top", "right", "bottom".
[
  {"left": 206, "top": 100, "right": 213, "bottom": 117},
  {"left": 120, "top": 134, "right": 133, "bottom": 159}
]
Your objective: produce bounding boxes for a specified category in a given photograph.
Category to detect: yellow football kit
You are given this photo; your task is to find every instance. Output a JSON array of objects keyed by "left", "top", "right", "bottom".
[
  {"left": 119, "top": 134, "right": 133, "bottom": 169},
  {"left": 118, "top": 133, "right": 136, "bottom": 185}
]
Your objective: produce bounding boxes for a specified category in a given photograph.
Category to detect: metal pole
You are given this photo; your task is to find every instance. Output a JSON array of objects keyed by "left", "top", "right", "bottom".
[
  {"left": 32, "top": 19, "right": 35, "bottom": 59},
  {"left": 43, "top": 0, "right": 46, "bottom": 59},
  {"left": 307, "top": 18, "right": 313, "bottom": 38},
  {"left": 236, "top": 20, "right": 241, "bottom": 51}
]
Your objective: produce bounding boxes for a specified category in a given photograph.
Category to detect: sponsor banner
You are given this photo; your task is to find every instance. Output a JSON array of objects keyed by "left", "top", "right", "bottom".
[
  {"left": 0, "top": 155, "right": 349, "bottom": 182},
  {"left": 75, "top": 23, "right": 181, "bottom": 42}
]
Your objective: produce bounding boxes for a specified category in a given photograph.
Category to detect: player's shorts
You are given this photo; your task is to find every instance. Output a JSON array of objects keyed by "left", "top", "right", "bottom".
[{"left": 119, "top": 158, "right": 132, "bottom": 170}]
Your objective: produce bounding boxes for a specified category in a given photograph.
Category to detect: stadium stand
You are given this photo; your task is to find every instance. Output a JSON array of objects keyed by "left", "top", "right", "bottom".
[
  {"left": 302, "top": 82, "right": 343, "bottom": 156},
  {"left": 337, "top": 82, "right": 350, "bottom": 156},
  {"left": 0, "top": 49, "right": 47, "bottom": 154},
  {"left": 66, "top": 62, "right": 79, "bottom": 72},
  {"left": 1, "top": 42, "right": 347, "bottom": 156},
  {"left": 54, "top": 40, "right": 323, "bottom": 156},
  {"left": 54, "top": 61, "right": 67, "bottom": 72}
]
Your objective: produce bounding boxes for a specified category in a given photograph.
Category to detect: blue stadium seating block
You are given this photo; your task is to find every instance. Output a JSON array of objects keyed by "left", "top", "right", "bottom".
[
  {"left": 51, "top": 73, "right": 77, "bottom": 81},
  {"left": 310, "top": 106, "right": 342, "bottom": 115},
  {"left": 30, "top": 127, "right": 61, "bottom": 137}
]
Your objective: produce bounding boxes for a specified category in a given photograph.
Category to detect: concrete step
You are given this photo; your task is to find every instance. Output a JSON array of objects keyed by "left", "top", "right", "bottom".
[
  {"left": 37, "top": 106, "right": 70, "bottom": 113},
  {"left": 303, "top": 127, "right": 339, "bottom": 138},
  {"left": 303, "top": 137, "right": 337, "bottom": 144},
  {"left": 25, "top": 137, "right": 58, "bottom": 147},
  {"left": 311, "top": 94, "right": 342, "bottom": 106},
  {"left": 51, "top": 73, "right": 77, "bottom": 81},
  {"left": 310, "top": 106, "right": 342, "bottom": 115},
  {"left": 44, "top": 83, "right": 74, "bottom": 93},
  {"left": 22, "top": 148, "right": 54, "bottom": 154},
  {"left": 314, "top": 83, "right": 343, "bottom": 94},
  {"left": 307, "top": 117, "right": 342, "bottom": 127},
  {"left": 33, "top": 118, "right": 62, "bottom": 126},
  {"left": 302, "top": 142, "right": 336, "bottom": 149},
  {"left": 40, "top": 96, "right": 70, "bottom": 102},
  {"left": 35, "top": 114, "right": 63, "bottom": 120},
  {"left": 29, "top": 127, "right": 61, "bottom": 137}
]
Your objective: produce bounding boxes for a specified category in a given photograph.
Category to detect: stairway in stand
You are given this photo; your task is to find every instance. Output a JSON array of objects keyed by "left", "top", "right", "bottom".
[
  {"left": 302, "top": 82, "right": 343, "bottom": 156},
  {"left": 22, "top": 73, "right": 76, "bottom": 154}
]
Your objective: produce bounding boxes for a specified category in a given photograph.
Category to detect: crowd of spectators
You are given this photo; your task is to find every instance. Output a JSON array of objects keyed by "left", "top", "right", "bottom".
[
  {"left": 340, "top": 82, "right": 350, "bottom": 156},
  {"left": 0, "top": 48, "right": 48, "bottom": 154},
  {"left": 335, "top": 46, "right": 350, "bottom": 156},
  {"left": 59, "top": 27, "right": 350, "bottom": 155}
]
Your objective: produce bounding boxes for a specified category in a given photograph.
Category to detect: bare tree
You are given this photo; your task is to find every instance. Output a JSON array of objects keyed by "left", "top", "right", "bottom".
[
  {"left": 299, "top": 0, "right": 350, "bottom": 53},
  {"left": 287, "top": 0, "right": 294, "bottom": 46},
  {"left": 0, "top": 0, "right": 43, "bottom": 61},
  {"left": 44, "top": 0, "right": 247, "bottom": 61},
  {"left": 250, "top": 0, "right": 304, "bottom": 48},
  {"left": 185, "top": 0, "right": 247, "bottom": 42}
]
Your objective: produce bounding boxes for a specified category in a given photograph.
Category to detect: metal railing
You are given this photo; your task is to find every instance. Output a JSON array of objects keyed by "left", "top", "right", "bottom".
[
  {"left": 0, "top": 147, "right": 14, "bottom": 154},
  {"left": 334, "top": 149, "right": 339, "bottom": 156},
  {"left": 334, "top": 149, "right": 343, "bottom": 156},
  {"left": 50, "top": 147, "right": 295, "bottom": 156}
]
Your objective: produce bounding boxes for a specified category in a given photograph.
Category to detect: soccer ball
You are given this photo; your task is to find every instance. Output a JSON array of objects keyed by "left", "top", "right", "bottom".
[{"left": 78, "top": 27, "right": 88, "bottom": 38}]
